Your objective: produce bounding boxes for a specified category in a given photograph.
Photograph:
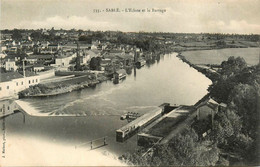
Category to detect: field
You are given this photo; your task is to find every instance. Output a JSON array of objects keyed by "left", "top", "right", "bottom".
[{"left": 181, "top": 48, "right": 260, "bottom": 66}]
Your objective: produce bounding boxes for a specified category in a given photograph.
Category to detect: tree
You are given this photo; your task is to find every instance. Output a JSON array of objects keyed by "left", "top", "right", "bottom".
[
  {"left": 78, "top": 35, "right": 92, "bottom": 44},
  {"left": 89, "top": 57, "right": 101, "bottom": 70},
  {"left": 210, "top": 108, "right": 243, "bottom": 147},
  {"left": 30, "top": 31, "right": 42, "bottom": 40},
  {"left": 228, "top": 83, "right": 259, "bottom": 138},
  {"left": 221, "top": 56, "right": 247, "bottom": 77},
  {"left": 208, "top": 78, "right": 237, "bottom": 103},
  {"left": 123, "top": 128, "right": 220, "bottom": 166},
  {"left": 12, "top": 29, "right": 22, "bottom": 40}
]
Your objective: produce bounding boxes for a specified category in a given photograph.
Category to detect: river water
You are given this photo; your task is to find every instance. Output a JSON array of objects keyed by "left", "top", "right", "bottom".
[{"left": 0, "top": 53, "right": 211, "bottom": 165}]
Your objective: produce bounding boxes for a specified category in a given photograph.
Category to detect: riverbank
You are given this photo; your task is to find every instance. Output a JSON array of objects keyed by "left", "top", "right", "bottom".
[
  {"left": 18, "top": 50, "right": 171, "bottom": 98},
  {"left": 176, "top": 53, "right": 220, "bottom": 82},
  {"left": 18, "top": 74, "right": 108, "bottom": 98}
]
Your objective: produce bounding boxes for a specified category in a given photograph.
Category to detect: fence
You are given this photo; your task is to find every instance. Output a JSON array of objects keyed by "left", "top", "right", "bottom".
[{"left": 75, "top": 136, "right": 108, "bottom": 150}]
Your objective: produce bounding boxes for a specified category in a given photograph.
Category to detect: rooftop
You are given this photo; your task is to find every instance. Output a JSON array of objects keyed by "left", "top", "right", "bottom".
[
  {"left": 27, "top": 54, "right": 54, "bottom": 59},
  {"left": 0, "top": 72, "right": 23, "bottom": 82},
  {"left": 115, "top": 69, "right": 126, "bottom": 75}
]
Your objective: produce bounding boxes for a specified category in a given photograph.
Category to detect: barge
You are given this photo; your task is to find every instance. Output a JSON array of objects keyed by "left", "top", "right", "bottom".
[{"left": 135, "top": 59, "right": 146, "bottom": 67}]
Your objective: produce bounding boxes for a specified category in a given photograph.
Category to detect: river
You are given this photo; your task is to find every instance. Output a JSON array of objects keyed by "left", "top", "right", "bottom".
[{"left": 0, "top": 53, "right": 212, "bottom": 165}]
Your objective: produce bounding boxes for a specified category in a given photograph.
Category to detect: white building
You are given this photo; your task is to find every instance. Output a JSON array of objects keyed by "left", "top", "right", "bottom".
[
  {"left": 5, "top": 59, "right": 18, "bottom": 71},
  {"left": 33, "top": 64, "right": 45, "bottom": 72},
  {"left": 0, "top": 72, "right": 40, "bottom": 99},
  {"left": 55, "top": 53, "right": 76, "bottom": 67},
  {"left": 0, "top": 99, "right": 18, "bottom": 118}
]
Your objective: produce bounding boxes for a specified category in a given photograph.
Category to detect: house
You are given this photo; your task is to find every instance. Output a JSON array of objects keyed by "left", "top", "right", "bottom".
[
  {"left": 1, "top": 33, "right": 12, "bottom": 41},
  {"left": 91, "top": 44, "right": 98, "bottom": 50},
  {"left": 191, "top": 98, "right": 228, "bottom": 138},
  {"left": 113, "top": 69, "right": 126, "bottom": 80},
  {"left": 24, "top": 71, "right": 40, "bottom": 87},
  {"left": 135, "top": 59, "right": 146, "bottom": 67},
  {"left": 62, "top": 43, "right": 91, "bottom": 50},
  {"left": 0, "top": 52, "right": 7, "bottom": 59},
  {"left": 0, "top": 72, "right": 24, "bottom": 98},
  {"left": 48, "top": 43, "right": 60, "bottom": 52},
  {"left": 100, "top": 58, "right": 112, "bottom": 71},
  {"left": 33, "top": 64, "right": 45, "bottom": 72},
  {"left": 9, "top": 46, "right": 18, "bottom": 53},
  {"left": 81, "top": 54, "right": 90, "bottom": 64},
  {"left": 0, "top": 99, "right": 18, "bottom": 118},
  {"left": 39, "top": 41, "right": 50, "bottom": 49},
  {"left": 55, "top": 52, "right": 77, "bottom": 67},
  {"left": 85, "top": 50, "right": 99, "bottom": 59},
  {"left": 5, "top": 59, "right": 18, "bottom": 71},
  {"left": 91, "top": 41, "right": 100, "bottom": 50},
  {"left": 101, "top": 58, "right": 111, "bottom": 66},
  {"left": 0, "top": 71, "right": 40, "bottom": 99},
  {"left": 21, "top": 41, "right": 34, "bottom": 49},
  {"left": 26, "top": 56, "right": 37, "bottom": 64},
  {"left": 195, "top": 98, "right": 219, "bottom": 121},
  {"left": 1, "top": 45, "right": 7, "bottom": 52},
  {"left": 26, "top": 54, "right": 54, "bottom": 65}
]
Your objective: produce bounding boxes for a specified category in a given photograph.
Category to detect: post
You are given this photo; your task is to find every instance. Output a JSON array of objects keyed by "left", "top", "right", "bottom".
[
  {"left": 22, "top": 60, "right": 25, "bottom": 78},
  {"left": 90, "top": 141, "right": 92, "bottom": 150},
  {"left": 76, "top": 42, "right": 81, "bottom": 71},
  {"left": 23, "top": 113, "right": 25, "bottom": 124},
  {"left": 211, "top": 110, "right": 214, "bottom": 128}
]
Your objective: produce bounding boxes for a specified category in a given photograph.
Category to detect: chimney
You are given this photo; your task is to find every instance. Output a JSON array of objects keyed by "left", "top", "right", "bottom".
[{"left": 23, "top": 60, "right": 25, "bottom": 78}]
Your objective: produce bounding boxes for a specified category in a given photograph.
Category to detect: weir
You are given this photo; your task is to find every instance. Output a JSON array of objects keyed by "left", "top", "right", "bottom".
[{"left": 15, "top": 100, "right": 44, "bottom": 116}]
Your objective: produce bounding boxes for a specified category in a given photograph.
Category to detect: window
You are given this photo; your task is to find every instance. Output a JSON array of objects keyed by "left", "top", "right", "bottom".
[
  {"left": 21, "top": 81, "right": 23, "bottom": 85},
  {"left": 7, "top": 106, "right": 10, "bottom": 110},
  {"left": 29, "top": 80, "right": 31, "bottom": 84},
  {"left": 32, "top": 80, "right": 34, "bottom": 83},
  {"left": 7, "top": 86, "right": 9, "bottom": 89},
  {"left": 36, "top": 79, "right": 38, "bottom": 83},
  {"left": 16, "top": 82, "right": 18, "bottom": 86}
]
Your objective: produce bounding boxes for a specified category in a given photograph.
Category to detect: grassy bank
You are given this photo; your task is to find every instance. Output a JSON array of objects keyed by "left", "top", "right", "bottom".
[
  {"left": 181, "top": 48, "right": 260, "bottom": 66},
  {"left": 177, "top": 53, "right": 220, "bottom": 82},
  {"left": 19, "top": 74, "right": 108, "bottom": 98}
]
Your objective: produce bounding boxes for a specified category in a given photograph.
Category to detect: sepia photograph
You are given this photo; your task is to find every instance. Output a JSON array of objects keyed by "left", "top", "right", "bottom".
[{"left": 0, "top": 0, "right": 259, "bottom": 166}]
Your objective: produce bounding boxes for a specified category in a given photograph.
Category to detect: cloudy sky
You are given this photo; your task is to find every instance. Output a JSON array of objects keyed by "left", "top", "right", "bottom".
[{"left": 1, "top": 0, "right": 260, "bottom": 34}]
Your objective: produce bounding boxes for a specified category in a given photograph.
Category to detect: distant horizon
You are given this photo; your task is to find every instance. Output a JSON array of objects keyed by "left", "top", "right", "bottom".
[
  {"left": 1, "top": 0, "right": 260, "bottom": 34},
  {"left": 1, "top": 28, "right": 260, "bottom": 36}
]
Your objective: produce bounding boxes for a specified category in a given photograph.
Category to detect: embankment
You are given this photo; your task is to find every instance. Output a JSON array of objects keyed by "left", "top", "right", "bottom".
[
  {"left": 176, "top": 53, "right": 220, "bottom": 82},
  {"left": 19, "top": 74, "right": 108, "bottom": 98}
]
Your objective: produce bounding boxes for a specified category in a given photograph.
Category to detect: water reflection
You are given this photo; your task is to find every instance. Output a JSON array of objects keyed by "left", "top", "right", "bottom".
[{"left": 1, "top": 53, "right": 212, "bottom": 165}]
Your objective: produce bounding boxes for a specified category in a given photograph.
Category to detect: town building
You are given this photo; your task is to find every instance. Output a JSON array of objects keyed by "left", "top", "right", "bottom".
[
  {"left": 195, "top": 98, "right": 219, "bottom": 121},
  {"left": 48, "top": 43, "right": 60, "bottom": 52},
  {"left": 55, "top": 52, "right": 77, "bottom": 69},
  {"left": 33, "top": 64, "right": 45, "bottom": 72},
  {"left": 113, "top": 69, "right": 127, "bottom": 80},
  {"left": 0, "top": 71, "right": 40, "bottom": 99},
  {"left": 26, "top": 54, "right": 54, "bottom": 65},
  {"left": 5, "top": 59, "right": 18, "bottom": 71},
  {"left": 0, "top": 99, "right": 19, "bottom": 118}
]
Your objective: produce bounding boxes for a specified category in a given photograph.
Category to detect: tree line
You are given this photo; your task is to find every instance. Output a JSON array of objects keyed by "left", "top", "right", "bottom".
[{"left": 121, "top": 56, "right": 260, "bottom": 166}]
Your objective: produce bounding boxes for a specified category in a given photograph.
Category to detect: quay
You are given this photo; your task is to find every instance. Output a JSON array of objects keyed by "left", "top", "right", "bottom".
[
  {"left": 116, "top": 103, "right": 179, "bottom": 142},
  {"left": 116, "top": 98, "right": 226, "bottom": 146}
]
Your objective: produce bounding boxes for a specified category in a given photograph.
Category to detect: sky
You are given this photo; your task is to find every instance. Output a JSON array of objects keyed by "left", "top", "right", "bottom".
[{"left": 1, "top": 0, "right": 260, "bottom": 34}]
